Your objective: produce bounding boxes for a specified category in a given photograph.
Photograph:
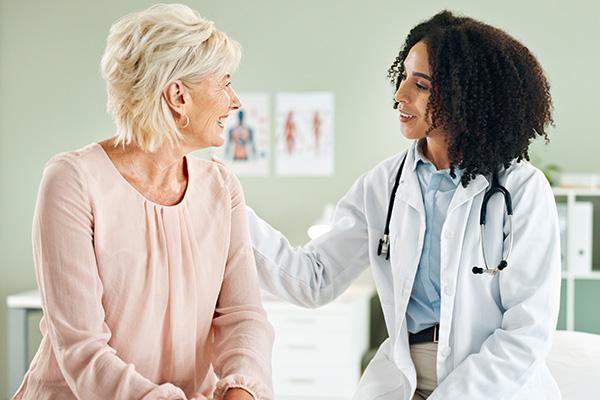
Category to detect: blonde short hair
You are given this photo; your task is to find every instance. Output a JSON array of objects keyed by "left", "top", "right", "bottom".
[{"left": 100, "top": 3, "right": 241, "bottom": 152}]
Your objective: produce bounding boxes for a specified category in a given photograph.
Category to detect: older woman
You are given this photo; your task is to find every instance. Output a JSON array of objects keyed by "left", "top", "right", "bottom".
[{"left": 12, "top": 4, "right": 272, "bottom": 400}]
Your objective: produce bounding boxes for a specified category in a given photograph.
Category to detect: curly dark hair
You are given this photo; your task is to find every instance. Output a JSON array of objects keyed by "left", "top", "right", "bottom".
[{"left": 388, "top": 11, "right": 553, "bottom": 186}]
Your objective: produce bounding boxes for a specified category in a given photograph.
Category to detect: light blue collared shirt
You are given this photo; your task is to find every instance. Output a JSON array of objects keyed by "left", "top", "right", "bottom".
[{"left": 406, "top": 140, "right": 462, "bottom": 334}]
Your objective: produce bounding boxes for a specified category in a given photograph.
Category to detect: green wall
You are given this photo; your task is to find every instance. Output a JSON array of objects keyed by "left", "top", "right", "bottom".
[{"left": 1, "top": 0, "right": 600, "bottom": 397}]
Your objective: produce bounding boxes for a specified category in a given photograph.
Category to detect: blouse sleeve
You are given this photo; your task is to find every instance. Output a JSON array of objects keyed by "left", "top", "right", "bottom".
[
  {"left": 211, "top": 170, "right": 274, "bottom": 400},
  {"left": 32, "top": 157, "right": 187, "bottom": 400}
]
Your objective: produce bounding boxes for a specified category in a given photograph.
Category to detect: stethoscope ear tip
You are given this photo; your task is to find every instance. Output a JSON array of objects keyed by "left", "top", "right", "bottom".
[{"left": 472, "top": 266, "right": 483, "bottom": 274}]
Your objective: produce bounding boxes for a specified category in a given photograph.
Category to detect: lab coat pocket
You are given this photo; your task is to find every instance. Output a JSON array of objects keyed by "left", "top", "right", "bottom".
[{"left": 353, "top": 338, "right": 411, "bottom": 400}]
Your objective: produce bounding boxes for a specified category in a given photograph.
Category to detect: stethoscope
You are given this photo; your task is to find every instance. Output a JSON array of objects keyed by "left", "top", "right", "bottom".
[{"left": 377, "top": 154, "right": 514, "bottom": 275}]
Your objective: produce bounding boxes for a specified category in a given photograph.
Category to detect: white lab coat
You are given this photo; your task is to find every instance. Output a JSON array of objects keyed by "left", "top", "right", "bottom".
[{"left": 247, "top": 143, "right": 562, "bottom": 400}]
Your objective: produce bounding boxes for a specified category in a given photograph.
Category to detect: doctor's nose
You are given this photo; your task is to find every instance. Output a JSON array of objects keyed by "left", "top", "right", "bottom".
[{"left": 394, "top": 82, "right": 409, "bottom": 106}]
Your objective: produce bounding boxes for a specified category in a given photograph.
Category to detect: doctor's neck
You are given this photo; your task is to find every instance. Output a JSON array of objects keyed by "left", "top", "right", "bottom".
[{"left": 422, "top": 134, "right": 450, "bottom": 171}]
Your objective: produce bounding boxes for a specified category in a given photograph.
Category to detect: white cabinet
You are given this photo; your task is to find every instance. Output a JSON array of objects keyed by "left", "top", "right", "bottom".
[{"left": 262, "top": 285, "right": 374, "bottom": 400}]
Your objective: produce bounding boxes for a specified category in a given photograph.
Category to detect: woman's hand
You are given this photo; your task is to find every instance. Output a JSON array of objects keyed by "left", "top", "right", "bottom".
[
  {"left": 189, "top": 387, "right": 254, "bottom": 400},
  {"left": 223, "top": 388, "right": 254, "bottom": 400}
]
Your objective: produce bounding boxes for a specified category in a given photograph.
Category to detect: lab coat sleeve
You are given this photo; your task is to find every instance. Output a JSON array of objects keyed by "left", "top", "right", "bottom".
[
  {"left": 430, "top": 169, "right": 561, "bottom": 400},
  {"left": 32, "top": 158, "right": 186, "bottom": 400},
  {"left": 246, "top": 174, "right": 371, "bottom": 308}
]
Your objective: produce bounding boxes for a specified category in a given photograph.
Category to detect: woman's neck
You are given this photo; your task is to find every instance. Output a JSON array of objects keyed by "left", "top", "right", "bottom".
[
  {"left": 101, "top": 139, "right": 187, "bottom": 187},
  {"left": 422, "top": 135, "right": 450, "bottom": 170}
]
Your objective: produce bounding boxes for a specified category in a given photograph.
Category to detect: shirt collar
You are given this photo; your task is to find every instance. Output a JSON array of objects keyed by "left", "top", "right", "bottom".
[
  {"left": 411, "top": 138, "right": 463, "bottom": 186},
  {"left": 412, "top": 139, "right": 428, "bottom": 171}
]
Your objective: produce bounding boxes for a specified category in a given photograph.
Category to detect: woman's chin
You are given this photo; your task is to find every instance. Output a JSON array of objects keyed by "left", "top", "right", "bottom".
[
  {"left": 208, "top": 130, "right": 225, "bottom": 148},
  {"left": 400, "top": 130, "right": 418, "bottom": 140},
  {"left": 214, "top": 135, "right": 225, "bottom": 147},
  {"left": 400, "top": 127, "right": 427, "bottom": 140}
]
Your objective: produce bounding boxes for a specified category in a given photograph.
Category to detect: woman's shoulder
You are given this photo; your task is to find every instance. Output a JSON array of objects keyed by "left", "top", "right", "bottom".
[
  {"left": 186, "top": 155, "right": 240, "bottom": 193},
  {"left": 45, "top": 143, "right": 105, "bottom": 172},
  {"left": 41, "top": 143, "right": 106, "bottom": 183},
  {"left": 36, "top": 143, "right": 107, "bottom": 204}
]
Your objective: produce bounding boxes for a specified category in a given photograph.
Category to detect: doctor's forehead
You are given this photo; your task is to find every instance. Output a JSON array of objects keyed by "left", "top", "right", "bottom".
[{"left": 403, "top": 41, "right": 431, "bottom": 74}]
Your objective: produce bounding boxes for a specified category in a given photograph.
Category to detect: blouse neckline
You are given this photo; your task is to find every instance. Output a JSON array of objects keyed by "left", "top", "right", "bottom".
[{"left": 93, "top": 142, "right": 191, "bottom": 209}]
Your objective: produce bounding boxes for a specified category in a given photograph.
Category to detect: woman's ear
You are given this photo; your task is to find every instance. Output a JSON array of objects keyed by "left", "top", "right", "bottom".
[{"left": 163, "top": 80, "right": 187, "bottom": 115}]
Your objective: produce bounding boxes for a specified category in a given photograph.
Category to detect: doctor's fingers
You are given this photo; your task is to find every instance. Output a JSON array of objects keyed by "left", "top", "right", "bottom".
[{"left": 210, "top": 155, "right": 224, "bottom": 166}]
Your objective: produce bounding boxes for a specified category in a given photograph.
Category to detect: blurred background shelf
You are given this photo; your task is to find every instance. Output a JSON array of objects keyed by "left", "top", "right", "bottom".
[
  {"left": 553, "top": 188, "right": 600, "bottom": 333},
  {"left": 561, "top": 271, "right": 600, "bottom": 280}
]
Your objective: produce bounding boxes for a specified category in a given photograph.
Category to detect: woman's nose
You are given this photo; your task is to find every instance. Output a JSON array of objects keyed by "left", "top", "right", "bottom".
[
  {"left": 394, "top": 82, "right": 408, "bottom": 105},
  {"left": 229, "top": 88, "right": 241, "bottom": 110}
]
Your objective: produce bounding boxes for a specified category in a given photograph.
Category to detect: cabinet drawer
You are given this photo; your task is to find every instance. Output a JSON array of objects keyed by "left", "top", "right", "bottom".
[
  {"left": 272, "top": 336, "right": 361, "bottom": 366},
  {"left": 273, "top": 325, "right": 354, "bottom": 347},
  {"left": 267, "top": 312, "right": 350, "bottom": 335},
  {"left": 273, "top": 362, "right": 360, "bottom": 397}
]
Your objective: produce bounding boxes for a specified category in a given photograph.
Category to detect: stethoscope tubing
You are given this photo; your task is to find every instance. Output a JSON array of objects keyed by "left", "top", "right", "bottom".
[{"left": 378, "top": 152, "right": 513, "bottom": 275}]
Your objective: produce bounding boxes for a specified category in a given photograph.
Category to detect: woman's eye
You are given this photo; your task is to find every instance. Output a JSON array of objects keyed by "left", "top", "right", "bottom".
[{"left": 416, "top": 83, "right": 429, "bottom": 91}]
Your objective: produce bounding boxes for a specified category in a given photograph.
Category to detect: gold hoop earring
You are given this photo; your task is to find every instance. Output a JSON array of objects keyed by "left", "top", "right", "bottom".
[{"left": 181, "top": 115, "right": 190, "bottom": 129}]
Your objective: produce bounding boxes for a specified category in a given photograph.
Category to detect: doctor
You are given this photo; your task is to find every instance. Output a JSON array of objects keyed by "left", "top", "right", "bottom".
[{"left": 247, "top": 11, "right": 561, "bottom": 400}]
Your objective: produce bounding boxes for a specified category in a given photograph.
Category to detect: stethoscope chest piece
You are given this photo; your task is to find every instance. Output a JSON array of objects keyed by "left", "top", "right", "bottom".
[
  {"left": 377, "top": 234, "right": 390, "bottom": 260},
  {"left": 472, "top": 259, "right": 509, "bottom": 275},
  {"left": 376, "top": 156, "right": 406, "bottom": 261}
]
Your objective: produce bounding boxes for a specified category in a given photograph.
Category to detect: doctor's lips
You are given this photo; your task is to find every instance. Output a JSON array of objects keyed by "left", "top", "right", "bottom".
[{"left": 399, "top": 109, "right": 417, "bottom": 123}]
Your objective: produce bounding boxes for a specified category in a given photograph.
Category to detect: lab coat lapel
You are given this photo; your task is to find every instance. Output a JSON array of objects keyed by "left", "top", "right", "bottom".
[
  {"left": 394, "top": 146, "right": 425, "bottom": 217},
  {"left": 388, "top": 147, "right": 425, "bottom": 288},
  {"left": 387, "top": 148, "right": 425, "bottom": 361}
]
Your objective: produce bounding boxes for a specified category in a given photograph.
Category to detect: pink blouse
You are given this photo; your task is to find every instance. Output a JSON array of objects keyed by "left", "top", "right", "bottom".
[{"left": 12, "top": 143, "right": 273, "bottom": 400}]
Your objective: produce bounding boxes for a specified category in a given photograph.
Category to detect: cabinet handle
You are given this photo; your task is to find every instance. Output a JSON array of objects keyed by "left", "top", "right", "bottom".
[
  {"left": 286, "top": 344, "right": 317, "bottom": 350},
  {"left": 287, "top": 377, "right": 316, "bottom": 384},
  {"left": 285, "top": 317, "right": 317, "bottom": 324}
]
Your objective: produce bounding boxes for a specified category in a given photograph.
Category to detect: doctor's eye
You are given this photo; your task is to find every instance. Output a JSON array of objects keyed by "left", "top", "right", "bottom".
[{"left": 416, "top": 82, "right": 429, "bottom": 91}]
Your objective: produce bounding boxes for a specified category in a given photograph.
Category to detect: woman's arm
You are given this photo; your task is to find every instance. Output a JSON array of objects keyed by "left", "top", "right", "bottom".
[
  {"left": 211, "top": 172, "right": 274, "bottom": 400},
  {"left": 33, "top": 157, "right": 186, "bottom": 400},
  {"left": 246, "top": 173, "right": 372, "bottom": 308},
  {"left": 430, "top": 168, "right": 562, "bottom": 400}
]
